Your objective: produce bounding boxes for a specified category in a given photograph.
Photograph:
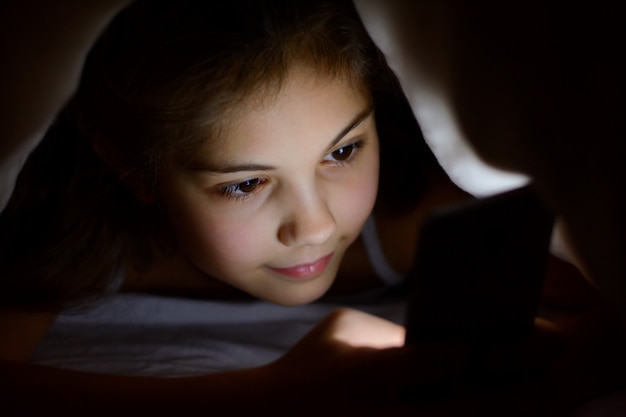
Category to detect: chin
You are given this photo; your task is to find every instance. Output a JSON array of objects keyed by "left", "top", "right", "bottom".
[
  {"left": 267, "top": 291, "right": 324, "bottom": 307},
  {"left": 264, "top": 281, "right": 333, "bottom": 307}
]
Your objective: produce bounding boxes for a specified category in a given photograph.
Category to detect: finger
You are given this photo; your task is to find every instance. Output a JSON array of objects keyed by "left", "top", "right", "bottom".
[{"left": 327, "top": 308, "right": 406, "bottom": 349}]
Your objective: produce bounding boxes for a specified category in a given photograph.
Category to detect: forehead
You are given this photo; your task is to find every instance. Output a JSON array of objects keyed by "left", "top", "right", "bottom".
[{"left": 202, "top": 66, "right": 371, "bottom": 162}]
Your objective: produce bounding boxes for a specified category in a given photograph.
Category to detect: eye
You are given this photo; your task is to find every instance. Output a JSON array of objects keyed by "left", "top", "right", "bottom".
[
  {"left": 323, "top": 141, "right": 364, "bottom": 164},
  {"left": 220, "top": 178, "right": 266, "bottom": 198},
  {"left": 331, "top": 145, "right": 355, "bottom": 161}
]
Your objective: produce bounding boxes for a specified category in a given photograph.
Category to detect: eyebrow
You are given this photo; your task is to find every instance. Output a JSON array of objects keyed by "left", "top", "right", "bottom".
[
  {"left": 195, "top": 105, "right": 374, "bottom": 174},
  {"left": 324, "top": 105, "right": 374, "bottom": 153}
]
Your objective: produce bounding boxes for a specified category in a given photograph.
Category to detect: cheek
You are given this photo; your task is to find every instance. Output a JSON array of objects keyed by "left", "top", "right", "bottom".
[
  {"left": 175, "top": 210, "right": 269, "bottom": 275},
  {"left": 333, "top": 151, "right": 380, "bottom": 234},
  {"left": 159, "top": 186, "right": 269, "bottom": 275}
]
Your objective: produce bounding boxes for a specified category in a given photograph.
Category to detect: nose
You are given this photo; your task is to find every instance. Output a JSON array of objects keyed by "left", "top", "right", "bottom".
[{"left": 277, "top": 185, "right": 336, "bottom": 247}]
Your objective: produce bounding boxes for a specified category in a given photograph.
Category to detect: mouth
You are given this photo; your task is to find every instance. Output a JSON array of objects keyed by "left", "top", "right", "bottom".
[{"left": 268, "top": 252, "right": 334, "bottom": 280}]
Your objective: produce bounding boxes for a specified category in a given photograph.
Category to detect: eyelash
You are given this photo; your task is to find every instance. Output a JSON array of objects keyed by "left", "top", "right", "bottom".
[
  {"left": 219, "top": 178, "right": 269, "bottom": 202},
  {"left": 218, "top": 139, "right": 366, "bottom": 202},
  {"left": 323, "top": 139, "right": 366, "bottom": 166}
]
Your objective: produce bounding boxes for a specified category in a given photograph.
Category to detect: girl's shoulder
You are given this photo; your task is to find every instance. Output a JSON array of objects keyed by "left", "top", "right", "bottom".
[
  {"left": 121, "top": 251, "right": 252, "bottom": 300},
  {"left": 338, "top": 174, "right": 470, "bottom": 293}
]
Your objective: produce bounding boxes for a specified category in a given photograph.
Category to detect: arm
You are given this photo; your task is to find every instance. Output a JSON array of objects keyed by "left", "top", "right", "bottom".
[
  {"left": 0, "top": 0, "right": 131, "bottom": 211},
  {"left": 540, "top": 254, "right": 626, "bottom": 409},
  {"left": 0, "top": 357, "right": 277, "bottom": 415},
  {"left": 0, "top": 308, "right": 467, "bottom": 416}
]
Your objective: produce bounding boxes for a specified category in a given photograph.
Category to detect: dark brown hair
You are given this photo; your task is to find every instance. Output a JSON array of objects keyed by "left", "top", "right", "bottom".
[{"left": 0, "top": 0, "right": 438, "bottom": 310}]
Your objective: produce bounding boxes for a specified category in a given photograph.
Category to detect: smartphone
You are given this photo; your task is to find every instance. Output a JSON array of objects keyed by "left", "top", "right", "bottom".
[{"left": 404, "top": 184, "right": 554, "bottom": 348}]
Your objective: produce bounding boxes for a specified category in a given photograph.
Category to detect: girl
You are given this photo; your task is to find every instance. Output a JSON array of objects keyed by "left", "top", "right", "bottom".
[
  {"left": 1, "top": 0, "right": 453, "bottom": 311},
  {"left": 0, "top": 0, "right": 466, "bottom": 413},
  {"left": 0, "top": 0, "right": 622, "bottom": 415}
]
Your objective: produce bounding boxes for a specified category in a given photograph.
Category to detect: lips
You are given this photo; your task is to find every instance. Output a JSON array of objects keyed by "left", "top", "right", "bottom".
[{"left": 269, "top": 253, "right": 334, "bottom": 280}]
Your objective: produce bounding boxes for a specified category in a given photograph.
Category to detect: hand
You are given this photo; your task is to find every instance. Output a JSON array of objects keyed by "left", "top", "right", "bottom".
[
  {"left": 268, "top": 308, "right": 466, "bottom": 415},
  {"left": 269, "top": 309, "right": 569, "bottom": 416}
]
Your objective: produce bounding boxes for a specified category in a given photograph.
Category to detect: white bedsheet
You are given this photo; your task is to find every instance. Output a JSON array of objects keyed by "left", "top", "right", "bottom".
[{"left": 30, "top": 290, "right": 407, "bottom": 377}]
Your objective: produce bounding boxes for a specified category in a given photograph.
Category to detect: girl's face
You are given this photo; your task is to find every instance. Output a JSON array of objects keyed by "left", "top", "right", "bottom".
[{"left": 157, "top": 66, "right": 379, "bottom": 306}]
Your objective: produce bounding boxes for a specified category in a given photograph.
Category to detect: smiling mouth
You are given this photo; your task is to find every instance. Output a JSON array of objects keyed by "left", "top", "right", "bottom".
[{"left": 268, "top": 253, "right": 334, "bottom": 280}]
